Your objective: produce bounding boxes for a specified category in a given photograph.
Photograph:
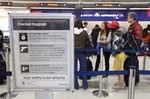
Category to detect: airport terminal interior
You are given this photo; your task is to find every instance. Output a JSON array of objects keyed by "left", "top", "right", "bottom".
[{"left": 0, "top": 0, "right": 150, "bottom": 99}]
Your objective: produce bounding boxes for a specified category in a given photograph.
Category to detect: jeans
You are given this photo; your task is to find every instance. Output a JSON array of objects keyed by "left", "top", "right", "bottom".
[{"left": 74, "top": 52, "right": 88, "bottom": 89}]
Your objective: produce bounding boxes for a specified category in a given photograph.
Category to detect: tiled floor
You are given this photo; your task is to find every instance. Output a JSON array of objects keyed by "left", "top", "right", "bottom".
[{"left": 0, "top": 56, "right": 150, "bottom": 99}]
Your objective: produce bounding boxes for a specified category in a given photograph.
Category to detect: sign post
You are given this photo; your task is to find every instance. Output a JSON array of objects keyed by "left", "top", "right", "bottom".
[
  {"left": 35, "top": 92, "right": 53, "bottom": 99},
  {"left": 9, "top": 13, "right": 74, "bottom": 97}
]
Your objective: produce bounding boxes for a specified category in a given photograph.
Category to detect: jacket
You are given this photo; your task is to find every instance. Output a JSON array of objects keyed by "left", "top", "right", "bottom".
[
  {"left": 112, "top": 27, "right": 126, "bottom": 50},
  {"left": 74, "top": 28, "right": 91, "bottom": 49},
  {"left": 0, "top": 30, "right": 3, "bottom": 49},
  {"left": 128, "top": 21, "right": 143, "bottom": 39},
  {"left": 91, "top": 27, "right": 101, "bottom": 44}
]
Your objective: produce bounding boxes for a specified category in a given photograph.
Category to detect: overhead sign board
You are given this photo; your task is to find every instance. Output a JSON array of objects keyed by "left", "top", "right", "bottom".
[
  {"left": 9, "top": 13, "right": 74, "bottom": 91},
  {"left": 31, "top": 9, "right": 150, "bottom": 21}
]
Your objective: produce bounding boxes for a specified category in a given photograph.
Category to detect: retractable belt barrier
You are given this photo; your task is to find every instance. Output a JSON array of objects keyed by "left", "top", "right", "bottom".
[
  {"left": 75, "top": 48, "right": 150, "bottom": 99},
  {"left": 104, "top": 49, "right": 150, "bottom": 53},
  {"left": 75, "top": 48, "right": 150, "bottom": 77},
  {"left": 0, "top": 49, "right": 11, "bottom": 77},
  {"left": 75, "top": 70, "right": 150, "bottom": 76},
  {"left": 75, "top": 48, "right": 150, "bottom": 53},
  {"left": 0, "top": 49, "right": 6, "bottom": 51},
  {"left": 0, "top": 71, "right": 12, "bottom": 76},
  {"left": 75, "top": 71, "right": 128, "bottom": 76},
  {"left": 139, "top": 70, "right": 150, "bottom": 75}
]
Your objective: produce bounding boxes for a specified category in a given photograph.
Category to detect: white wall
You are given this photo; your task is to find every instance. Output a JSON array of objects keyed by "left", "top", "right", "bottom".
[
  {"left": 85, "top": 21, "right": 150, "bottom": 33},
  {"left": 0, "top": 8, "right": 30, "bottom": 31}
]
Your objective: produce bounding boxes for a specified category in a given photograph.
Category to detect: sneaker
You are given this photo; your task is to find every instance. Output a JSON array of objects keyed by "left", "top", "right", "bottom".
[
  {"left": 114, "top": 82, "right": 119, "bottom": 86},
  {"left": 112, "top": 82, "right": 124, "bottom": 90},
  {"left": 83, "top": 87, "right": 88, "bottom": 90},
  {"left": 75, "top": 87, "right": 79, "bottom": 90}
]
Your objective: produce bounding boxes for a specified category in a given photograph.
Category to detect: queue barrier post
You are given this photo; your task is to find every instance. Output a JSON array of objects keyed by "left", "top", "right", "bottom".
[
  {"left": 93, "top": 47, "right": 108, "bottom": 97},
  {"left": 35, "top": 92, "right": 53, "bottom": 99},
  {"left": 0, "top": 47, "right": 17, "bottom": 99},
  {"left": 128, "top": 66, "right": 136, "bottom": 99}
]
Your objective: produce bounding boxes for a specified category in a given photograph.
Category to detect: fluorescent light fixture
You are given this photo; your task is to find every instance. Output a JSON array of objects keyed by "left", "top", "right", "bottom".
[
  {"left": 0, "top": 6, "right": 27, "bottom": 9},
  {"left": 130, "top": 8, "right": 150, "bottom": 10},
  {"left": 83, "top": 8, "right": 126, "bottom": 10},
  {"left": 82, "top": 2, "right": 148, "bottom": 4},
  {"left": 30, "top": 7, "right": 75, "bottom": 10}
]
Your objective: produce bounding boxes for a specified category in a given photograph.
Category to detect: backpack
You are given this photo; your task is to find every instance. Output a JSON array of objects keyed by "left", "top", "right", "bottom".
[
  {"left": 111, "top": 27, "right": 126, "bottom": 56},
  {"left": 121, "top": 33, "right": 146, "bottom": 50}
]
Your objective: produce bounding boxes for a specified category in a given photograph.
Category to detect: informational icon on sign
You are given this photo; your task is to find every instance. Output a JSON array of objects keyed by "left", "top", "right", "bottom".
[
  {"left": 19, "top": 33, "right": 28, "bottom": 41},
  {"left": 21, "top": 65, "right": 29, "bottom": 73},
  {"left": 20, "top": 45, "right": 28, "bottom": 53},
  {"left": 22, "top": 81, "right": 25, "bottom": 85}
]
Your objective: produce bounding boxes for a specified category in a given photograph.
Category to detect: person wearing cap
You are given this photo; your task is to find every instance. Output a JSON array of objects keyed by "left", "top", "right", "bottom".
[
  {"left": 94, "top": 21, "right": 111, "bottom": 78},
  {"left": 108, "top": 21, "right": 127, "bottom": 90}
]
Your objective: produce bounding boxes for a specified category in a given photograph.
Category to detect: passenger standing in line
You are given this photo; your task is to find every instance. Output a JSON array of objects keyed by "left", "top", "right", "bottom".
[
  {"left": 0, "top": 30, "right": 3, "bottom": 49},
  {"left": 128, "top": 12, "right": 143, "bottom": 39},
  {"left": 74, "top": 20, "right": 91, "bottom": 90},
  {"left": 83, "top": 22, "right": 88, "bottom": 32},
  {"left": 107, "top": 21, "right": 127, "bottom": 89},
  {"left": 142, "top": 24, "right": 150, "bottom": 52},
  {"left": 90, "top": 24, "right": 101, "bottom": 50},
  {"left": 124, "top": 12, "right": 143, "bottom": 87},
  {"left": 94, "top": 21, "right": 111, "bottom": 78}
]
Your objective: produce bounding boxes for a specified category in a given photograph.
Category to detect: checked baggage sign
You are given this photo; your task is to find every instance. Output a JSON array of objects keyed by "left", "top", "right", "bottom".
[{"left": 9, "top": 13, "right": 74, "bottom": 91}]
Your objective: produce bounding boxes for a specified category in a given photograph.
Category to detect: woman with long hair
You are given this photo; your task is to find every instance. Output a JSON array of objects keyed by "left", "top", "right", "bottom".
[{"left": 94, "top": 21, "right": 111, "bottom": 78}]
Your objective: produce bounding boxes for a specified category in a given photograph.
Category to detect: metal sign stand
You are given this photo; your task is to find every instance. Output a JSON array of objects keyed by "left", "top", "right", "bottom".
[
  {"left": 0, "top": 47, "right": 17, "bottom": 99},
  {"left": 93, "top": 48, "right": 108, "bottom": 97},
  {"left": 128, "top": 66, "right": 136, "bottom": 99},
  {"left": 35, "top": 92, "right": 53, "bottom": 99}
]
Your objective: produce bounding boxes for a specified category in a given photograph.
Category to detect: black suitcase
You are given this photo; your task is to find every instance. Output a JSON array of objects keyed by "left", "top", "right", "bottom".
[{"left": 124, "top": 56, "right": 139, "bottom": 87}]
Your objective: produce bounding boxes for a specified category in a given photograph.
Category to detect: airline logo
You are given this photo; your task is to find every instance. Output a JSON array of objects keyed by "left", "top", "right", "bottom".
[
  {"left": 80, "top": 13, "right": 124, "bottom": 19},
  {"left": 100, "top": 13, "right": 124, "bottom": 19},
  {"left": 80, "top": 14, "right": 93, "bottom": 17},
  {"left": 94, "top": 13, "right": 100, "bottom": 17}
]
